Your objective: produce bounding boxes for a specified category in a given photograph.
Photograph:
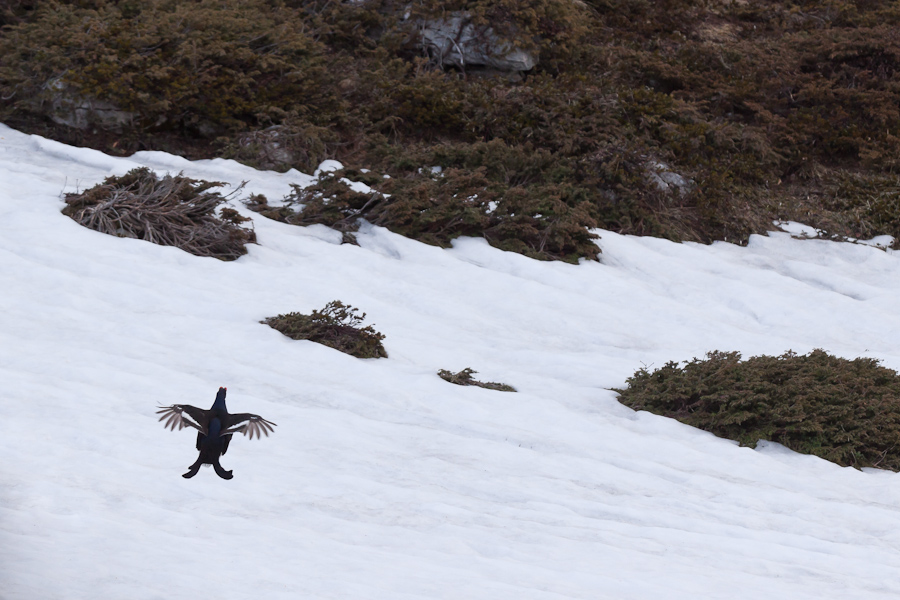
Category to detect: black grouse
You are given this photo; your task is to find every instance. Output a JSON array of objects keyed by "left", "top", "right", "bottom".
[{"left": 157, "top": 387, "right": 276, "bottom": 480}]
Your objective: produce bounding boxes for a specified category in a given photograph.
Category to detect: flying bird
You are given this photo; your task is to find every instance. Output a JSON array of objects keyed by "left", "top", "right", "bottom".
[{"left": 157, "top": 387, "right": 276, "bottom": 480}]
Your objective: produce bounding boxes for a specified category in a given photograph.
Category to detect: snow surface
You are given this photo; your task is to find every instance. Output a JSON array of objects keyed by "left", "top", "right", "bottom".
[
  {"left": 2, "top": 123, "right": 900, "bottom": 599},
  {"left": 774, "top": 220, "right": 895, "bottom": 249}
]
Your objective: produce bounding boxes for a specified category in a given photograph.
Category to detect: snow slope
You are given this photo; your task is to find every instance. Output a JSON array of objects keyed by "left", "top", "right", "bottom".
[{"left": 2, "top": 123, "right": 900, "bottom": 599}]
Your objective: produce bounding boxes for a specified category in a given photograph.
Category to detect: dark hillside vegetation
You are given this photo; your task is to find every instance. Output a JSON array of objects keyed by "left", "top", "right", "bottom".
[{"left": 4, "top": 0, "right": 900, "bottom": 260}]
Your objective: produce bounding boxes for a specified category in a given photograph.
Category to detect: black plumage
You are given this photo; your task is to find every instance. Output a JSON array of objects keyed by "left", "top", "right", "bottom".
[{"left": 157, "top": 387, "right": 276, "bottom": 480}]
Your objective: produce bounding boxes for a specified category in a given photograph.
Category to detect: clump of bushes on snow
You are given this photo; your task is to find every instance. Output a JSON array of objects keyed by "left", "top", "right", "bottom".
[
  {"left": 438, "top": 368, "right": 516, "bottom": 392},
  {"left": 616, "top": 349, "right": 900, "bottom": 472},
  {"left": 62, "top": 167, "right": 255, "bottom": 260},
  {"left": 262, "top": 300, "right": 388, "bottom": 359},
  {"left": 246, "top": 156, "right": 599, "bottom": 263},
  {"left": 247, "top": 169, "right": 385, "bottom": 237}
]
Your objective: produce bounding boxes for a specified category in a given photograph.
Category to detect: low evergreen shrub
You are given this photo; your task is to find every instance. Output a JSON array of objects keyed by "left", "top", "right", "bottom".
[
  {"left": 616, "top": 349, "right": 900, "bottom": 471},
  {"left": 62, "top": 167, "right": 255, "bottom": 260},
  {"left": 262, "top": 300, "right": 388, "bottom": 359},
  {"left": 438, "top": 368, "right": 516, "bottom": 392},
  {"left": 247, "top": 157, "right": 600, "bottom": 263}
]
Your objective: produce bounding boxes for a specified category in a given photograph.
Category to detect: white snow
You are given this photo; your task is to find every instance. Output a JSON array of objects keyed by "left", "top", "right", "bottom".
[
  {"left": 340, "top": 177, "right": 376, "bottom": 196},
  {"left": 2, "top": 123, "right": 900, "bottom": 599},
  {"left": 774, "top": 220, "right": 895, "bottom": 250},
  {"left": 314, "top": 159, "right": 344, "bottom": 176},
  {"left": 774, "top": 220, "right": 823, "bottom": 238},
  {"left": 860, "top": 235, "right": 895, "bottom": 249}
]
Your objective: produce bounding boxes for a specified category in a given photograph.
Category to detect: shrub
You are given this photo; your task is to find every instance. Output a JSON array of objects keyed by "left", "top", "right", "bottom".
[
  {"left": 62, "top": 167, "right": 255, "bottom": 260},
  {"left": 615, "top": 349, "right": 900, "bottom": 471},
  {"left": 262, "top": 300, "right": 387, "bottom": 359},
  {"left": 438, "top": 367, "right": 516, "bottom": 392},
  {"left": 251, "top": 141, "right": 601, "bottom": 263}
]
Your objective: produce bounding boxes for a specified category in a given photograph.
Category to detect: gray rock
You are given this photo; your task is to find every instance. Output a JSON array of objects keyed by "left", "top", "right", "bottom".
[
  {"left": 416, "top": 14, "right": 537, "bottom": 72},
  {"left": 46, "top": 79, "right": 135, "bottom": 131},
  {"left": 646, "top": 161, "right": 692, "bottom": 195}
]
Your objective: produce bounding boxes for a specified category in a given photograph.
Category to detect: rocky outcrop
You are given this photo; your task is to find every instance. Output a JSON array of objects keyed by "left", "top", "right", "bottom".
[
  {"left": 646, "top": 161, "right": 692, "bottom": 196},
  {"left": 46, "top": 79, "right": 134, "bottom": 131},
  {"left": 415, "top": 14, "right": 537, "bottom": 73}
]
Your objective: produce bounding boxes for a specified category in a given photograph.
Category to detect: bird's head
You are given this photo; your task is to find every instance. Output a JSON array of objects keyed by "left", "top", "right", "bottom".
[{"left": 211, "top": 386, "right": 227, "bottom": 411}]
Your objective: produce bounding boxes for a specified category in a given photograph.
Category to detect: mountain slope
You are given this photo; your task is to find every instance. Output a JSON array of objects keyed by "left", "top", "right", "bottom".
[{"left": 2, "top": 124, "right": 900, "bottom": 599}]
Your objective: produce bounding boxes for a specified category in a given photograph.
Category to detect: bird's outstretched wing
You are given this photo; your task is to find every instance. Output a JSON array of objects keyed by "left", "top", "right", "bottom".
[
  {"left": 221, "top": 413, "right": 277, "bottom": 440},
  {"left": 156, "top": 404, "right": 209, "bottom": 433}
]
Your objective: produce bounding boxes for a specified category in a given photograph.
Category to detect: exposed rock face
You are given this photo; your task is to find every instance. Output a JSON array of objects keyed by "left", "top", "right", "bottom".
[
  {"left": 646, "top": 161, "right": 692, "bottom": 196},
  {"left": 46, "top": 80, "right": 135, "bottom": 131},
  {"left": 416, "top": 14, "right": 537, "bottom": 73}
]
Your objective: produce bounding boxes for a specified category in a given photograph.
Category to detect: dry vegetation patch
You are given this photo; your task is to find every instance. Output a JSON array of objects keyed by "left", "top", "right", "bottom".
[
  {"left": 62, "top": 167, "right": 255, "bottom": 260},
  {"left": 262, "top": 300, "right": 388, "bottom": 359},
  {"left": 438, "top": 368, "right": 516, "bottom": 392}
]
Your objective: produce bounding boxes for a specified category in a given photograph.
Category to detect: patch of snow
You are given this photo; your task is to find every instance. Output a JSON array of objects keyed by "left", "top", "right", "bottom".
[
  {"left": 858, "top": 235, "right": 894, "bottom": 249},
  {"left": 314, "top": 159, "right": 344, "bottom": 177},
  {"left": 773, "top": 220, "right": 823, "bottom": 238},
  {"left": 340, "top": 178, "right": 373, "bottom": 195},
  {"left": 773, "top": 221, "right": 894, "bottom": 250}
]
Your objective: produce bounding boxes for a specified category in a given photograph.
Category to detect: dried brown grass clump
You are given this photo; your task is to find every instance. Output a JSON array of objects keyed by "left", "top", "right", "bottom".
[
  {"left": 438, "top": 368, "right": 516, "bottom": 392},
  {"left": 262, "top": 300, "right": 388, "bottom": 359},
  {"left": 62, "top": 167, "right": 255, "bottom": 260}
]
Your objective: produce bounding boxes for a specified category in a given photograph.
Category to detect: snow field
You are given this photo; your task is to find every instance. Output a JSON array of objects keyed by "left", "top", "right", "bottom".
[{"left": 2, "top": 124, "right": 900, "bottom": 599}]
